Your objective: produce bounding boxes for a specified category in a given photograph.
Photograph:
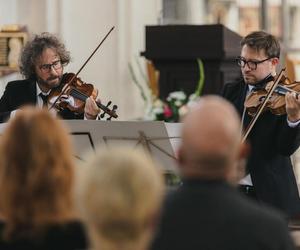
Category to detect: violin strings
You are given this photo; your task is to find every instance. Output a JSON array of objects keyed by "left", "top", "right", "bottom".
[
  {"left": 70, "top": 88, "right": 89, "bottom": 101},
  {"left": 69, "top": 87, "right": 117, "bottom": 118},
  {"left": 276, "top": 84, "right": 300, "bottom": 95}
]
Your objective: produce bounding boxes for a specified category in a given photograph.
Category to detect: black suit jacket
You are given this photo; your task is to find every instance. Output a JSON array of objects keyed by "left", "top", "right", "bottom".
[
  {"left": 0, "top": 220, "right": 87, "bottom": 250},
  {"left": 151, "top": 180, "right": 295, "bottom": 250},
  {"left": 222, "top": 79, "right": 300, "bottom": 217},
  {"left": 0, "top": 78, "right": 83, "bottom": 122}
]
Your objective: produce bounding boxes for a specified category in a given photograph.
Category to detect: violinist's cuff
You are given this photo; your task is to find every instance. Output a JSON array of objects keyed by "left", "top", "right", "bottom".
[
  {"left": 287, "top": 118, "right": 300, "bottom": 128},
  {"left": 10, "top": 110, "right": 17, "bottom": 119}
]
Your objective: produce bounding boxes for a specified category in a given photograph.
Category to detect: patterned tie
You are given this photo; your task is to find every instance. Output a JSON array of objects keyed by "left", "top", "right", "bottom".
[{"left": 39, "top": 93, "right": 48, "bottom": 108}]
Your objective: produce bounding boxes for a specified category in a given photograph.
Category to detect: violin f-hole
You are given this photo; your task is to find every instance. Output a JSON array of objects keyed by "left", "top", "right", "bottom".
[{"left": 259, "top": 96, "right": 266, "bottom": 102}]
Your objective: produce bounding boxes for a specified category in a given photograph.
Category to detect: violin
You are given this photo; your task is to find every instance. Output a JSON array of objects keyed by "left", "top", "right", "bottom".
[
  {"left": 48, "top": 26, "right": 117, "bottom": 120},
  {"left": 242, "top": 69, "right": 296, "bottom": 142},
  {"left": 244, "top": 74, "right": 300, "bottom": 117},
  {"left": 48, "top": 72, "right": 118, "bottom": 120}
]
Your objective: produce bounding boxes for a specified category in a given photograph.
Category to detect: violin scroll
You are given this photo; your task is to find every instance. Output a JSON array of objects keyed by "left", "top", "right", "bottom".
[{"left": 98, "top": 100, "right": 118, "bottom": 120}]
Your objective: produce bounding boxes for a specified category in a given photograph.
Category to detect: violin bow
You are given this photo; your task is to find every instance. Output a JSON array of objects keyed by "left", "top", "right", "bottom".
[
  {"left": 49, "top": 26, "right": 115, "bottom": 110},
  {"left": 242, "top": 68, "right": 286, "bottom": 143}
]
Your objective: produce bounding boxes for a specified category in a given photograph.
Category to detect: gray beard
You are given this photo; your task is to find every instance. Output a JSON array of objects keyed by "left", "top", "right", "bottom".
[{"left": 37, "top": 75, "right": 62, "bottom": 92}]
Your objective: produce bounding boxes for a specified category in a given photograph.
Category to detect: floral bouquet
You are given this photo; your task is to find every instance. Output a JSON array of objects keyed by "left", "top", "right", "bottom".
[
  {"left": 129, "top": 58, "right": 205, "bottom": 122},
  {"left": 147, "top": 92, "right": 199, "bottom": 122}
]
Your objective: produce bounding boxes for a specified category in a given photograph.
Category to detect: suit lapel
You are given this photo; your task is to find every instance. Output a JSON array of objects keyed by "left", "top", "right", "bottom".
[
  {"left": 25, "top": 79, "right": 37, "bottom": 105},
  {"left": 229, "top": 81, "right": 247, "bottom": 117}
]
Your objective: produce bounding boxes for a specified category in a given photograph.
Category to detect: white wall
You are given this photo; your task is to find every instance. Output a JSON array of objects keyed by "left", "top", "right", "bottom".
[
  {"left": 0, "top": 0, "right": 17, "bottom": 25},
  {"left": 116, "top": 0, "right": 162, "bottom": 119},
  {"left": 16, "top": 0, "right": 47, "bottom": 35}
]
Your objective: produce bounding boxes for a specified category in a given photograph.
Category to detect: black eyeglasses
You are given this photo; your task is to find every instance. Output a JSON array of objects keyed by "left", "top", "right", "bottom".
[
  {"left": 236, "top": 57, "right": 271, "bottom": 70},
  {"left": 39, "top": 60, "right": 62, "bottom": 73}
]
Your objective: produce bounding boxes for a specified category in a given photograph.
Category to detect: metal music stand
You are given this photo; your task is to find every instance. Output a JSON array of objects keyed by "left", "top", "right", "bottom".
[{"left": 64, "top": 120, "right": 182, "bottom": 173}]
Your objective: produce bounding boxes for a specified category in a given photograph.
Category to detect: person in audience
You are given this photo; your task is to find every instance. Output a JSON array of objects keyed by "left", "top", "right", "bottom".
[
  {"left": 0, "top": 106, "right": 87, "bottom": 250},
  {"left": 151, "top": 95, "right": 295, "bottom": 250},
  {"left": 0, "top": 32, "right": 100, "bottom": 122},
  {"left": 78, "top": 148, "right": 164, "bottom": 250},
  {"left": 221, "top": 31, "right": 300, "bottom": 218}
]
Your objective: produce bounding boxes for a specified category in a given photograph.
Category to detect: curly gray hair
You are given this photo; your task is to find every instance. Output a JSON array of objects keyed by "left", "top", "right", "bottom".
[{"left": 19, "top": 32, "right": 71, "bottom": 80}]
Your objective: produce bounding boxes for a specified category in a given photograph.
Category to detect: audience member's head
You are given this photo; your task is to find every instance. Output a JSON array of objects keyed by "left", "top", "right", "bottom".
[
  {"left": 0, "top": 107, "right": 76, "bottom": 239},
  {"left": 78, "top": 148, "right": 165, "bottom": 250},
  {"left": 178, "top": 95, "right": 247, "bottom": 184}
]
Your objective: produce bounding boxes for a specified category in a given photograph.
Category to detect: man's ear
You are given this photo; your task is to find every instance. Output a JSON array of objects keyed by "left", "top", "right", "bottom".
[
  {"left": 177, "top": 147, "right": 185, "bottom": 168},
  {"left": 228, "top": 141, "right": 251, "bottom": 185},
  {"left": 271, "top": 57, "right": 279, "bottom": 66},
  {"left": 239, "top": 141, "right": 250, "bottom": 160}
]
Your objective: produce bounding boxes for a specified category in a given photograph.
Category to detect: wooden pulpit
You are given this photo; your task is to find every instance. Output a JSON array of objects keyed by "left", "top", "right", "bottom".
[{"left": 141, "top": 24, "right": 242, "bottom": 98}]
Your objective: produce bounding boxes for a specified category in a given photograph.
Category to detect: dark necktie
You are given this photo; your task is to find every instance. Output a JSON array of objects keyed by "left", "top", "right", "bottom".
[{"left": 39, "top": 93, "right": 48, "bottom": 107}]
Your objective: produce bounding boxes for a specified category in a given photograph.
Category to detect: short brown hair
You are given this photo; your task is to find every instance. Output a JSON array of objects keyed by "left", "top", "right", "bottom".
[
  {"left": 241, "top": 31, "right": 280, "bottom": 59},
  {"left": 0, "top": 107, "right": 75, "bottom": 239}
]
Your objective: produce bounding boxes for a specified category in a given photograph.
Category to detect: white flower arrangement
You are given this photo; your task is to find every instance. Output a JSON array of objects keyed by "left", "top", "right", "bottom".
[{"left": 129, "top": 58, "right": 205, "bottom": 122}]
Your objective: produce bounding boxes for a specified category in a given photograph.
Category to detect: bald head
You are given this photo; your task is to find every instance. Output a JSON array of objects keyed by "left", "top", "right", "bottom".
[{"left": 179, "top": 95, "right": 244, "bottom": 182}]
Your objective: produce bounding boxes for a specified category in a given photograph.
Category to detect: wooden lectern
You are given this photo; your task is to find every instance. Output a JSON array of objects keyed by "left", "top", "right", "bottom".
[{"left": 141, "top": 24, "right": 242, "bottom": 98}]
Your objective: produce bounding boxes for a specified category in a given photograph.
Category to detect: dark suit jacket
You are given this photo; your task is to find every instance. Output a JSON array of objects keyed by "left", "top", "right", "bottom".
[
  {"left": 222, "top": 79, "right": 300, "bottom": 217},
  {"left": 151, "top": 180, "right": 295, "bottom": 250},
  {"left": 0, "top": 78, "right": 83, "bottom": 123},
  {"left": 0, "top": 220, "right": 87, "bottom": 250}
]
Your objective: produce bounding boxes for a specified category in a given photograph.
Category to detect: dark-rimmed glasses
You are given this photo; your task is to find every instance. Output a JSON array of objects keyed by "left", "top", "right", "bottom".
[
  {"left": 39, "top": 60, "right": 62, "bottom": 73},
  {"left": 236, "top": 57, "right": 271, "bottom": 70}
]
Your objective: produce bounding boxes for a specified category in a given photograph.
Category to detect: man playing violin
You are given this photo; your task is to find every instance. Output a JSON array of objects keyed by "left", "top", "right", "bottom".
[
  {"left": 222, "top": 31, "right": 300, "bottom": 218},
  {"left": 0, "top": 32, "right": 100, "bottom": 122}
]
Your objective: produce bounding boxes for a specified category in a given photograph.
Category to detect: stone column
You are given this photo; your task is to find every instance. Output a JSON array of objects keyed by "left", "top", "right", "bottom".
[{"left": 162, "top": 0, "right": 205, "bottom": 24}]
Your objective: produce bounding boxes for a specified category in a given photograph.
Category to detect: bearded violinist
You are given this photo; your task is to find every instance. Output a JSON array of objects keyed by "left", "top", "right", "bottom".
[
  {"left": 0, "top": 32, "right": 100, "bottom": 122},
  {"left": 221, "top": 31, "right": 300, "bottom": 218}
]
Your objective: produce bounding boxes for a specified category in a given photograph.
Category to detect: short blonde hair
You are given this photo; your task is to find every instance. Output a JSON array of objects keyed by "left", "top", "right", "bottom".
[
  {"left": 79, "top": 148, "right": 165, "bottom": 250},
  {"left": 0, "top": 107, "right": 75, "bottom": 239}
]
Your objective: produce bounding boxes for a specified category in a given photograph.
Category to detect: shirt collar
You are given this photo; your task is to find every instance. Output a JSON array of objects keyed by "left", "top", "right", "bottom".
[
  {"left": 36, "top": 82, "right": 51, "bottom": 97},
  {"left": 248, "top": 85, "right": 254, "bottom": 92}
]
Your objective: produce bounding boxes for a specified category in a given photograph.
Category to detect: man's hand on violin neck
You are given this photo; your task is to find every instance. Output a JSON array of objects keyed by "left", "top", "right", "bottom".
[
  {"left": 286, "top": 92, "right": 300, "bottom": 122},
  {"left": 84, "top": 97, "right": 100, "bottom": 120}
]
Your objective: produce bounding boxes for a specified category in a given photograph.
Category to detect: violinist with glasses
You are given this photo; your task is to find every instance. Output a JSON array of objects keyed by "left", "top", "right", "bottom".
[
  {"left": 221, "top": 31, "right": 300, "bottom": 219},
  {"left": 0, "top": 32, "right": 101, "bottom": 122}
]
